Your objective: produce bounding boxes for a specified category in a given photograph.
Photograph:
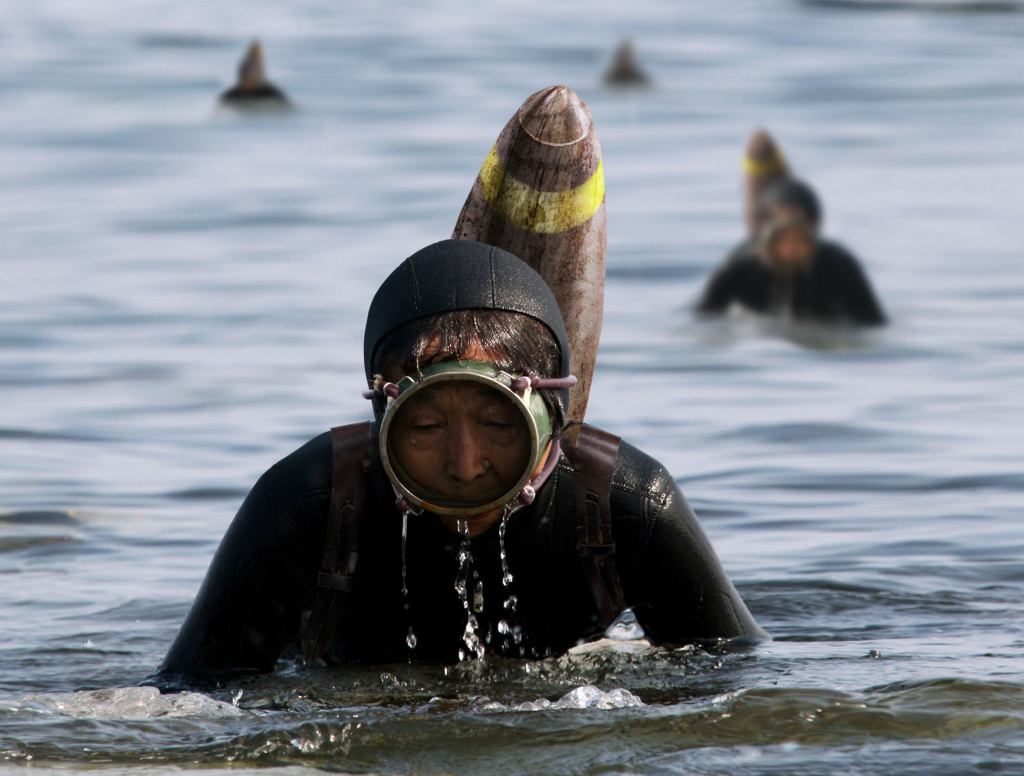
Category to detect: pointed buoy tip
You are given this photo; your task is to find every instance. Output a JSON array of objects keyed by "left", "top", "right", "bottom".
[
  {"left": 746, "top": 128, "right": 781, "bottom": 159},
  {"left": 517, "top": 85, "right": 592, "bottom": 146},
  {"left": 222, "top": 37, "right": 291, "bottom": 106},
  {"left": 242, "top": 40, "right": 265, "bottom": 67}
]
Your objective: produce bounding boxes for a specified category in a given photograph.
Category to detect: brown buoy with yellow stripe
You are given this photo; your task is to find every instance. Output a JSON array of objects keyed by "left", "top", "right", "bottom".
[
  {"left": 743, "top": 129, "right": 790, "bottom": 237},
  {"left": 452, "top": 85, "right": 606, "bottom": 424}
]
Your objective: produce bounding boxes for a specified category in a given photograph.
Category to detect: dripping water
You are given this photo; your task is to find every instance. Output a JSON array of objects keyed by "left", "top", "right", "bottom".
[
  {"left": 498, "top": 507, "right": 514, "bottom": 588},
  {"left": 401, "top": 510, "right": 417, "bottom": 653},
  {"left": 454, "top": 519, "right": 485, "bottom": 661},
  {"left": 497, "top": 506, "right": 522, "bottom": 652}
]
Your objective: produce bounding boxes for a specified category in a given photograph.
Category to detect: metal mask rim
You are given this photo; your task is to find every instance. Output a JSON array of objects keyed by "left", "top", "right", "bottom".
[{"left": 378, "top": 361, "right": 550, "bottom": 516}]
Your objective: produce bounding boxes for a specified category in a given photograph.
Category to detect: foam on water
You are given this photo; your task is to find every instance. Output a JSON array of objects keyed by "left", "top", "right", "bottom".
[
  {"left": 477, "top": 685, "right": 645, "bottom": 712},
  {"left": 14, "top": 687, "right": 247, "bottom": 720}
]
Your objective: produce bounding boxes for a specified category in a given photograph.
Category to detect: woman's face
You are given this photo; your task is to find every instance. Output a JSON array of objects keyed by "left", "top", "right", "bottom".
[
  {"left": 760, "top": 204, "right": 817, "bottom": 273},
  {"left": 389, "top": 379, "right": 530, "bottom": 508}
]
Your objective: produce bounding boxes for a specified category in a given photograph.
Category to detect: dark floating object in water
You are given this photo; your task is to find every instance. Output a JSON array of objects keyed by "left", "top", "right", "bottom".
[
  {"left": 603, "top": 38, "right": 651, "bottom": 88},
  {"left": 219, "top": 40, "right": 292, "bottom": 110},
  {"left": 802, "top": 0, "right": 1022, "bottom": 11}
]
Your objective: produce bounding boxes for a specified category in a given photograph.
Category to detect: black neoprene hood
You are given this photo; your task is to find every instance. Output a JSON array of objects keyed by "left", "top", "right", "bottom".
[
  {"left": 759, "top": 178, "right": 823, "bottom": 227},
  {"left": 363, "top": 239, "right": 572, "bottom": 392}
]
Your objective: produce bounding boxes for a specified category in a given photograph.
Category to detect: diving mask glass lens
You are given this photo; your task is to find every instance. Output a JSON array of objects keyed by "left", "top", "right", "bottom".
[
  {"left": 759, "top": 214, "right": 817, "bottom": 270},
  {"left": 378, "top": 361, "right": 553, "bottom": 516}
]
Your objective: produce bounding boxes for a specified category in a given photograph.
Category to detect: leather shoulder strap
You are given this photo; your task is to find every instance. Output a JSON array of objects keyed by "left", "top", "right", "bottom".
[
  {"left": 561, "top": 424, "right": 626, "bottom": 628},
  {"left": 302, "top": 422, "right": 376, "bottom": 663}
]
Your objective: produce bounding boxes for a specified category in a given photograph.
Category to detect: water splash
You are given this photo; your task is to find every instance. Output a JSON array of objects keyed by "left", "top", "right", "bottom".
[
  {"left": 475, "top": 685, "right": 644, "bottom": 712},
  {"left": 568, "top": 608, "right": 652, "bottom": 656},
  {"left": 16, "top": 687, "right": 247, "bottom": 720},
  {"left": 604, "top": 608, "right": 646, "bottom": 641}
]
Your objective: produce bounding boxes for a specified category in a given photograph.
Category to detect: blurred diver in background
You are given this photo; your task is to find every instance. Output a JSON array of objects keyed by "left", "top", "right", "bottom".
[
  {"left": 698, "top": 130, "right": 886, "bottom": 327},
  {"left": 219, "top": 40, "right": 292, "bottom": 111}
]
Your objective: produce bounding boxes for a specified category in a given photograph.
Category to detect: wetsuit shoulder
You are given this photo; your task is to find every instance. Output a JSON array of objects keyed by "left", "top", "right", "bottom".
[
  {"left": 259, "top": 431, "right": 332, "bottom": 495},
  {"left": 814, "top": 240, "right": 887, "bottom": 325},
  {"left": 150, "top": 432, "right": 333, "bottom": 690},
  {"left": 697, "top": 239, "right": 767, "bottom": 314},
  {"left": 598, "top": 435, "right": 765, "bottom": 643},
  {"left": 815, "top": 240, "right": 862, "bottom": 275},
  {"left": 608, "top": 436, "right": 676, "bottom": 503}
]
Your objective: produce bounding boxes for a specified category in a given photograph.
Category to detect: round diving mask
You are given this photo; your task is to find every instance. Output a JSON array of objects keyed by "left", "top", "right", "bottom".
[
  {"left": 372, "top": 361, "right": 574, "bottom": 517},
  {"left": 758, "top": 213, "right": 817, "bottom": 271}
]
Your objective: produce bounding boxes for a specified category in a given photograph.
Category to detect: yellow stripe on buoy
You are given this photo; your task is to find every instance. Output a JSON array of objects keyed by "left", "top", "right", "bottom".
[
  {"left": 742, "top": 153, "right": 786, "bottom": 179},
  {"left": 478, "top": 146, "right": 604, "bottom": 234}
]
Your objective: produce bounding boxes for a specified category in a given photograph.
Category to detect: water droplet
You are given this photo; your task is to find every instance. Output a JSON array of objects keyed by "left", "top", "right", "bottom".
[
  {"left": 473, "top": 579, "right": 484, "bottom": 613},
  {"left": 406, "top": 628, "right": 418, "bottom": 649}
]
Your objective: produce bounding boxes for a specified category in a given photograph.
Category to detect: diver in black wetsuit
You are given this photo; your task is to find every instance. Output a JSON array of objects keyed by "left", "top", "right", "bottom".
[
  {"left": 219, "top": 40, "right": 291, "bottom": 110},
  {"left": 153, "top": 240, "right": 763, "bottom": 690},
  {"left": 603, "top": 38, "right": 651, "bottom": 88},
  {"left": 698, "top": 178, "right": 886, "bottom": 326}
]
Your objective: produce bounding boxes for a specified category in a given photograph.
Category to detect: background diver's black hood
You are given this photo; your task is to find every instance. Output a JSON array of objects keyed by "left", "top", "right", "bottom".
[
  {"left": 758, "top": 178, "right": 823, "bottom": 227},
  {"left": 363, "top": 239, "right": 572, "bottom": 408}
]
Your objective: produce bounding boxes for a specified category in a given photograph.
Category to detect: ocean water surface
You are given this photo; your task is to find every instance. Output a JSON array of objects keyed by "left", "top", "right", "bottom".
[{"left": 2, "top": 0, "right": 1023, "bottom": 772}]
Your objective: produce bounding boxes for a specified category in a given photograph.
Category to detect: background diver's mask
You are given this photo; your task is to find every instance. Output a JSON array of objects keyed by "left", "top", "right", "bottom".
[
  {"left": 368, "top": 361, "right": 576, "bottom": 517},
  {"left": 757, "top": 212, "right": 818, "bottom": 272}
]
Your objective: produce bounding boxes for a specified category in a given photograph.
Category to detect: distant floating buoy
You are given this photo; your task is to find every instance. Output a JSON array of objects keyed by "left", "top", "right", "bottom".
[
  {"left": 602, "top": 38, "right": 651, "bottom": 88},
  {"left": 219, "top": 40, "right": 292, "bottom": 111}
]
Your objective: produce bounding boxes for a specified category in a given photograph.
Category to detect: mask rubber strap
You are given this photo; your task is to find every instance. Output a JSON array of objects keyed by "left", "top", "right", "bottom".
[
  {"left": 362, "top": 382, "right": 400, "bottom": 400},
  {"left": 510, "top": 374, "right": 577, "bottom": 393},
  {"left": 515, "top": 437, "right": 562, "bottom": 507},
  {"left": 363, "top": 374, "right": 578, "bottom": 400}
]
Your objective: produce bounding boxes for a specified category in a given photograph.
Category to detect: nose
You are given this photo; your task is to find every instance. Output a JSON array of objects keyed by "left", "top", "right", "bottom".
[{"left": 446, "top": 419, "right": 489, "bottom": 483}]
